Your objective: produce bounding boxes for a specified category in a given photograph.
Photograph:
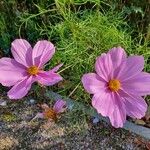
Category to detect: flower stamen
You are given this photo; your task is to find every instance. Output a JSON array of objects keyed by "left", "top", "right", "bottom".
[
  {"left": 43, "top": 108, "right": 57, "bottom": 121},
  {"left": 108, "top": 79, "right": 121, "bottom": 92},
  {"left": 27, "top": 66, "right": 39, "bottom": 75}
]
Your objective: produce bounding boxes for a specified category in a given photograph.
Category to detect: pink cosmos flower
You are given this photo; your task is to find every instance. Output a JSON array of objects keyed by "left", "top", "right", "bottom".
[
  {"left": 82, "top": 47, "right": 150, "bottom": 128},
  {"left": 0, "top": 39, "right": 63, "bottom": 99},
  {"left": 34, "top": 99, "right": 66, "bottom": 122}
]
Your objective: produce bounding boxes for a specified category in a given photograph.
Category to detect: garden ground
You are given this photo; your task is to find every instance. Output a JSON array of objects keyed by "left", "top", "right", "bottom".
[{"left": 0, "top": 93, "right": 149, "bottom": 150}]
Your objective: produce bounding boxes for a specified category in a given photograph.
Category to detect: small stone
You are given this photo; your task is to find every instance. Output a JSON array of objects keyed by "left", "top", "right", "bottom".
[
  {"left": 29, "top": 99, "right": 35, "bottom": 104},
  {"left": 0, "top": 100, "right": 7, "bottom": 106},
  {"left": 92, "top": 117, "right": 100, "bottom": 124}
]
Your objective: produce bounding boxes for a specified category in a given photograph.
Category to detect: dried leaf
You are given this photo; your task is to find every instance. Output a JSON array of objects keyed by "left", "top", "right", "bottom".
[
  {"left": 135, "top": 119, "right": 146, "bottom": 125},
  {"left": 57, "top": 80, "right": 71, "bottom": 88}
]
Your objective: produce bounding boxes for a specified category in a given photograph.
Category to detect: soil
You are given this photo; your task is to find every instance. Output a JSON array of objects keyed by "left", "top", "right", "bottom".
[{"left": 0, "top": 95, "right": 149, "bottom": 150}]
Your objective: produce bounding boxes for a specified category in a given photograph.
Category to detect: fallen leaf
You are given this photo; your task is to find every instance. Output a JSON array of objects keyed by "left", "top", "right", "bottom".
[
  {"left": 57, "top": 80, "right": 71, "bottom": 88},
  {"left": 135, "top": 119, "right": 146, "bottom": 125}
]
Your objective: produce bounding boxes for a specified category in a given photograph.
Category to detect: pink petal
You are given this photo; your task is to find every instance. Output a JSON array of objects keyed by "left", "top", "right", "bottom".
[
  {"left": 122, "top": 93, "right": 147, "bottom": 119},
  {"left": 95, "top": 53, "right": 113, "bottom": 81},
  {"left": 0, "top": 58, "right": 26, "bottom": 86},
  {"left": 32, "top": 40, "right": 55, "bottom": 68},
  {"left": 115, "top": 56, "right": 144, "bottom": 81},
  {"left": 50, "top": 64, "right": 63, "bottom": 72},
  {"left": 121, "top": 72, "right": 150, "bottom": 96},
  {"left": 32, "top": 113, "right": 44, "bottom": 120},
  {"left": 53, "top": 100, "right": 66, "bottom": 113},
  {"left": 108, "top": 93, "right": 126, "bottom": 128},
  {"left": 92, "top": 91, "right": 115, "bottom": 117},
  {"left": 40, "top": 103, "right": 50, "bottom": 110},
  {"left": 108, "top": 47, "right": 127, "bottom": 68},
  {"left": 37, "top": 71, "right": 62, "bottom": 86},
  {"left": 11, "top": 39, "right": 32, "bottom": 67},
  {"left": 7, "top": 76, "right": 34, "bottom": 99},
  {"left": 82, "top": 73, "right": 107, "bottom": 94}
]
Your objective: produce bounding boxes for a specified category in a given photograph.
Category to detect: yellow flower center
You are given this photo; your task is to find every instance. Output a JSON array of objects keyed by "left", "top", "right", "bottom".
[
  {"left": 27, "top": 66, "right": 39, "bottom": 75},
  {"left": 108, "top": 79, "right": 121, "bottom": 92},
  {"left": 43, "top": 108, "right": 57, "bottom": 121}
]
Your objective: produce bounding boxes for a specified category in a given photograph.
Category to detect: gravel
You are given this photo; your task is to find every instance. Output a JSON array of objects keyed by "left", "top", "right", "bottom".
[{"left": 0, "top": 98, "right": 149, "bottom": 150}]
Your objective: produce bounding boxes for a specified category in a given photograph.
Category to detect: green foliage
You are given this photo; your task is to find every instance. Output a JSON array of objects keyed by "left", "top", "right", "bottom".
[
  {"left": 0, "top": 0, "right": 150, "bottom": 102},
  {"left": 103, "top": 0, "right": 150, "bottom": 33},
  {"left": 0, "top": 113, "right": 17, "bottom": 122}
]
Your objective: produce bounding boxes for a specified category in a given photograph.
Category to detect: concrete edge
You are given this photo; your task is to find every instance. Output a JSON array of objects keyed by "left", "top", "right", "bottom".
[{"left": 45, "top": 91, "right": 150, "bottom": 140}]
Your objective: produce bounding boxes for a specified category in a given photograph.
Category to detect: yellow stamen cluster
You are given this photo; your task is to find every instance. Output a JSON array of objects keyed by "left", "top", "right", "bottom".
[
  {"left": 43, "top": 108, "right": 57, "bottom": 121},
  {"left": 108, "top": 79, "right": 121, "bottom": 92},
  {"left": 27, "top": 66, "right": 39, "bottom": 75}
]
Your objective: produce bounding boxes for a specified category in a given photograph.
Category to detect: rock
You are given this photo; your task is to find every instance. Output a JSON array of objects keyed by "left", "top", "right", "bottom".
[
  {"left": 92, "top": 117, "right": 100, "bottom": 124},
  {"left": 29, "top": 99, "right": 36, "bottom": 104},
  {"left": 0, "top": 100, "right": 7, "bottom": 106}
]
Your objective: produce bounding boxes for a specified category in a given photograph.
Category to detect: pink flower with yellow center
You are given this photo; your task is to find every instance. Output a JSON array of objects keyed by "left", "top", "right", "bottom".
[
  {"left": 0, "top": 39, "right": 63, "bottom": 99},
  {"left": 82, "top": 47, "right": 150, "bottom": 128},
  {"left": 35, "top": 100, "right": 66, "bottom": 122}
]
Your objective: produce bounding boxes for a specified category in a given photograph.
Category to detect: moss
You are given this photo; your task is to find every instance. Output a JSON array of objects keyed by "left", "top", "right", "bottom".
[{"left": 1, "top": 113, "right": 17, "bottom": 122}]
